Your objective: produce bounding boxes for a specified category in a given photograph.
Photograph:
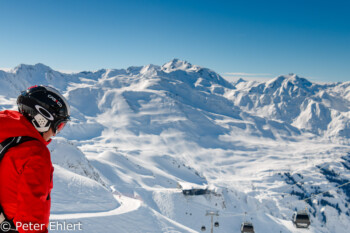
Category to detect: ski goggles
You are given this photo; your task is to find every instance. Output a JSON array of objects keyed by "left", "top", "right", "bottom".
[{"left": 54, "top": 119, "right": 69, "bottom": 134}]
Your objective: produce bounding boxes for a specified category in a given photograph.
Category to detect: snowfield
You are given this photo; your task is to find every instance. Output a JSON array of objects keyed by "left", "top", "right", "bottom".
[{"left": 1, "top": 59, "right": 350, "bottom": 232}]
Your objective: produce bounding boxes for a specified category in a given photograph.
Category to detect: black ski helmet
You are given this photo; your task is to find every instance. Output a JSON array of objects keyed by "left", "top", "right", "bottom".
[{"left": 17, "top": 85, "right": 71, "bottom": 134}]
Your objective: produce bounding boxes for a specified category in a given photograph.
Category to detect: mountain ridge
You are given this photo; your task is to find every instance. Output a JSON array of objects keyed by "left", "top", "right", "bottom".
[{"left": 1, "top": 59, "right": 350, "bottom": 232}]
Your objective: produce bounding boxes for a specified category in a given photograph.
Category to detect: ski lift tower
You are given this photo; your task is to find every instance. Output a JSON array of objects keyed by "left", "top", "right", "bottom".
[{"left": 206, "top": 210, "right": 219, "bottom": 233}]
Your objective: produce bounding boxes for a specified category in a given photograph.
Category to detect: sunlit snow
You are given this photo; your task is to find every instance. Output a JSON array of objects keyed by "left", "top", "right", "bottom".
[{"left": 1, "top": 59, "right": 350, "bottom": 232}]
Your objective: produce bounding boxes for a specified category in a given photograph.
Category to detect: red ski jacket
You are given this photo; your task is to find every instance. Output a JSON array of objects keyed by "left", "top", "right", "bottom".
[{"left": 0, "top": 110, "right": 53, "bottom": 233}]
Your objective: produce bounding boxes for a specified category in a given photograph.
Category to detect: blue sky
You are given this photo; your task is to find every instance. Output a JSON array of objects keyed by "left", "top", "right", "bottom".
[{"left": 0, "top": 0, "right": 349, "bottom": 82}]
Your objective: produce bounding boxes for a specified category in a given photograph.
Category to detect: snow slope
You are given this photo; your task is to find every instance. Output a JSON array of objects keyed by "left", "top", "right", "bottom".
[{"left": 0, "top": 59, "right": 350, "bottom": 232}]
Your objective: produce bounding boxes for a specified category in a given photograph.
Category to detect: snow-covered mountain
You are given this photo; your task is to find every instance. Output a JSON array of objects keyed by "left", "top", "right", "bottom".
[
  {"left": 228, "top": 74, "right": 350, "bottom": 138},
  {"left": 1, "top": 59, "right": 350, "bottom": 232}
]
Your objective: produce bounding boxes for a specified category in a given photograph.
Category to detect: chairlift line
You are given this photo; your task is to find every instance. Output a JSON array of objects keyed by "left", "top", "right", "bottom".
[
  {"left": 278, "top": 179, "right": 350, "bottom": 209},
  {"left": 278, "top": 160, "right": 343, "bottom": 196},
  {"left": 220, "top": 211, "right": 246, "bottom": 217},
  {"left": 280, "top": 178, "right": 334, "bottom": 199},
  {"left": 298, "top": 180, "right": 350, "bottom": 204},
  {"left": 220, "top": 180, "right": 350, "bottom": 226},
  {"left": 215, "top": 155, "right": 350, "bottom": 230}
]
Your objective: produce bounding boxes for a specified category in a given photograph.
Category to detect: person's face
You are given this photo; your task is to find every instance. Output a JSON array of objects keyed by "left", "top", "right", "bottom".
[{"left": 42, "top": 128, "right": 56, "bottom": 141}]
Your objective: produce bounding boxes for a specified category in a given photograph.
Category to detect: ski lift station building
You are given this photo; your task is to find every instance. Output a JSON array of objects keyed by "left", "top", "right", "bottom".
[{"left": 177, "top": 182, "right": 209, "bottom": 196}]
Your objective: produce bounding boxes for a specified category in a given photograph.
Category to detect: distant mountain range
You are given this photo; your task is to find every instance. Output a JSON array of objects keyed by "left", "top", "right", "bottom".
[
  {"left": 1, "top": 59, "right": 350, "bottom": 232},
  {"left": 2, "top": 59, "right": 349, "bottom": 140}
]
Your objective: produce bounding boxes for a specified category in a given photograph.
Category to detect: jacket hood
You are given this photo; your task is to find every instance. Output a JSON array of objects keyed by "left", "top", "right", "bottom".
[{"left": 0, "top": 110, "right": 50, "bottom": 146}]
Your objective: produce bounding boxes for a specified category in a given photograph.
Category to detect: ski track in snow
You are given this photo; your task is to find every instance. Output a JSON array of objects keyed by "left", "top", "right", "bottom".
[{"left": 50, "top": 195, "right": 141, "bottom": 220}]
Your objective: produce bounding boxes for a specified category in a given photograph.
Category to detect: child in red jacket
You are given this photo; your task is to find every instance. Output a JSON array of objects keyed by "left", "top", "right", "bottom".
[{"left": 0, "top": 85, "right": 70, "bottom": 233}]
